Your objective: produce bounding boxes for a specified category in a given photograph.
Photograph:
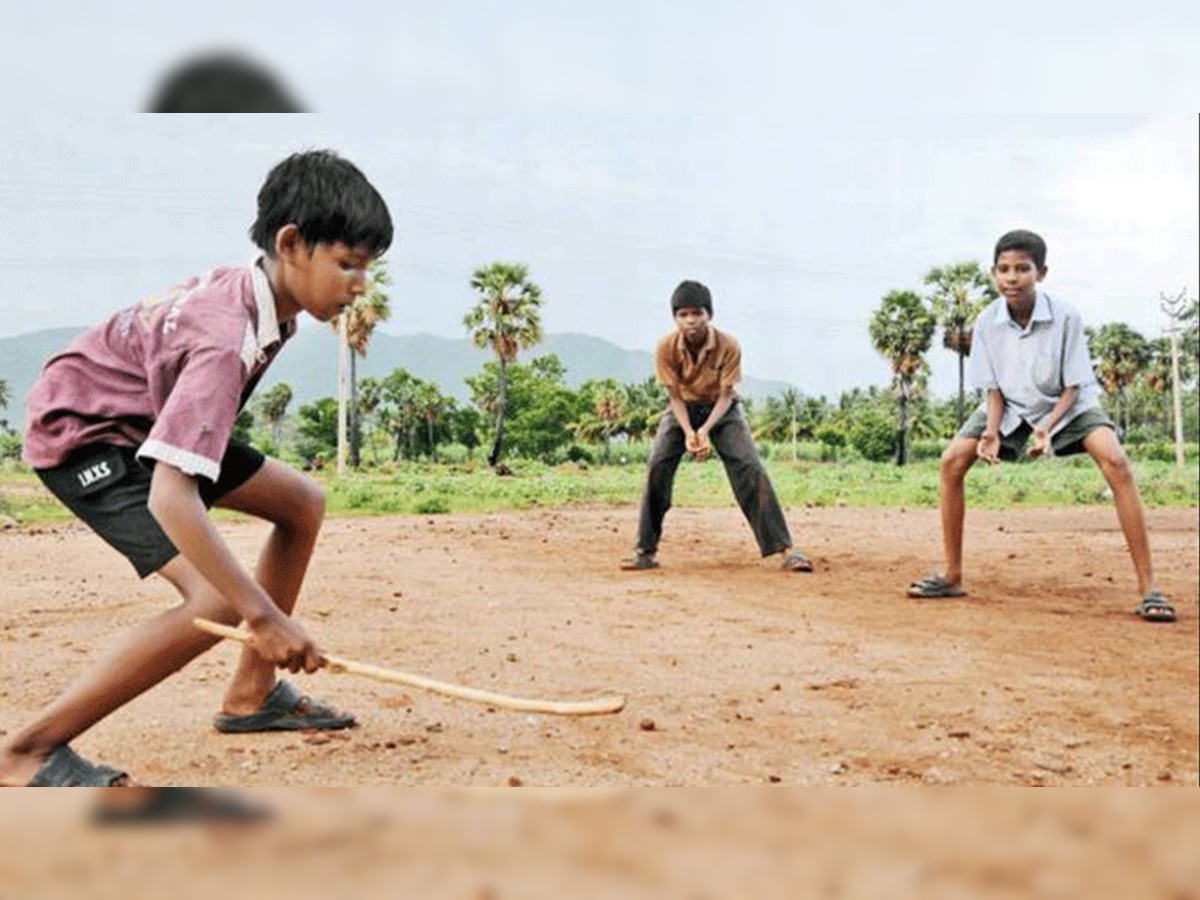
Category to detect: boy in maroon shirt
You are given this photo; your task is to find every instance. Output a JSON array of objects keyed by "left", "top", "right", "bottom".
[{"left": 1, "top": 150, "right": 393, "bottom": 786}]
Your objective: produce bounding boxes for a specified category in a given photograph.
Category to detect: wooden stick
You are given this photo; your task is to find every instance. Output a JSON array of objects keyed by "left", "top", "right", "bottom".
[{"left": 193, "top": 618, "right": 625, "bottom": 716}]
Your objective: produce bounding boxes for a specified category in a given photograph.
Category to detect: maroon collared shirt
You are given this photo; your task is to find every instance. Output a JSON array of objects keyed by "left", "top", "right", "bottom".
[{"left": 24, "top": 259, "right": 294, "bottom": 482}]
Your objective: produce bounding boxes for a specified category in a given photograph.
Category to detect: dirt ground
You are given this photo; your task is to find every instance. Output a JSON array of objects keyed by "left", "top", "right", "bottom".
[{"left": 0, "top": 505, "right": 1196, "bottom": 787}]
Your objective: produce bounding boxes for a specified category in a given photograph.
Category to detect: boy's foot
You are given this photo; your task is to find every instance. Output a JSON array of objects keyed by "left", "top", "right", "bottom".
[
  {"left": 908, "top": 573, "right": 967, "bottom": 598},
  {"left": 620, "top": 550, "right": 659, "bottom": 571},
  {"left": 779, "top": 549, "right": 813, "bottom": 572},
  {"left": 19, "top": 744, "right": 134, "bottom": 787},
  {"left": 1134, "top": 591, "right": 1177, "bottom": 623},
  {"left": 214, "top": 680, "right": 356, "bottom": 733}
]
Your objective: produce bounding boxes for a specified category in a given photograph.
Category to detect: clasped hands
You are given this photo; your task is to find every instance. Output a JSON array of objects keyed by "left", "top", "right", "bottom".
[{"left": 686, "top": 428, "right": 712, "bottom": 462}]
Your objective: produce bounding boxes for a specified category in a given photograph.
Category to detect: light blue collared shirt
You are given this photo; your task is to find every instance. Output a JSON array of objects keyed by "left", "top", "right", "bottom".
[{"left": 967, "top": 290, "right": 1100, "bottom": 436}]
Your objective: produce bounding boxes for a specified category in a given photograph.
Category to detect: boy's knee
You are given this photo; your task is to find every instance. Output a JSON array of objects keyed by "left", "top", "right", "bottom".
[
  {"left": 289, "top": 477, "right": 326, "bottom": 529},
  {"left": 1096, "top": 448, "right": 1133, "bottom": 483},
  {"left": 940, "top": 443, "right": 973, "bottom": 478}
]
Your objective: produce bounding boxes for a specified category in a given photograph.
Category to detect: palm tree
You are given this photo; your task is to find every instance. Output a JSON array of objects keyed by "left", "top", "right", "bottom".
[
  {"left": 334, "top": 259, "right": 392, "bottom": 469},
  {"left": 924, "top": 262, "right": 998, "bottom": 428},
  {"left": 258, "top": 382, "right": 293, "bottom": 446},
  {"left": 356, "top": 376, "right": 385, "bottom": 464},
  {"left": 583, "top": 378, "right": 625, "bottom": 462},
  {"left": 619, "top": 377, "right": 667, "bottom": 442},
  {"left": 869, "top": 290, "right": 937, "bottom": 465},
  {"left": 463, "top": 262, "right": 544, "bottom": 468},
  {"left": 413, "top": 381, "right": 447, "bottom": 461},
  {"left": 1142, "top": 337, "right": 1175, "bottom": 436},
  {"left": 1088, "top": 322, "right": 1150, "bottom": 437}
]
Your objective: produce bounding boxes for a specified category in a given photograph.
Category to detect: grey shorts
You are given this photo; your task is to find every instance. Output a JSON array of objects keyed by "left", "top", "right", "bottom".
[
  {"left": 35, "top": 441, "right": 265, "bottom": 578},
  {"left": 957, "top": 406, "right": 1115, "bottom": 461}
]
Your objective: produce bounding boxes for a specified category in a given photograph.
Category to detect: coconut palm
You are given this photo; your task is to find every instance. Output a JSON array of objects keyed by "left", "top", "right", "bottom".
[
  {"left": 463, "top": 262, "right": 544, "bottom": 468},
  {"left": 924, "top": 261, "right": 998, "bottom": 427},
  {"left": 334, "top": 259, "right": 392, "bottom": 468},
  {"left": 869, "top": 290, "right": 937, "bottom": 465},
  {"left": 356, "top": 376, "right": 385, "bottom": 464},
  {"left": 259, "top": 382, "right": 293, "bottom": 446},
  {"left": 413, "top": 381, "right": 448, "bottom": 461},
  {"left": 1088, "top": 322, "right": 1150, "bottom": 437}
]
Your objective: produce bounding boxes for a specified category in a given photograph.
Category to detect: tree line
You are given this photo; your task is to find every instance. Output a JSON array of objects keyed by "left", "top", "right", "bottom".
[
  {"left": 868, "top": 263, "right": 1199, "bottom": 465},
  {"left": 0, "top": 261, "right": 1196, "bottom": 469}
]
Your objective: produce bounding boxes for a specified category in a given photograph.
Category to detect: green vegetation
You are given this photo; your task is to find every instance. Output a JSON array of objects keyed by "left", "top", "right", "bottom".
[
  {"left": 2, "top": 446, "right": 1195, "bottom": 526},
  {"left": 2, "top": 257, "right": 1196, "bottom": 528}
]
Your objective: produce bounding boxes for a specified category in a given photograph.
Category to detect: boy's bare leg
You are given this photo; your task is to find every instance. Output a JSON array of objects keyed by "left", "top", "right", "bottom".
[
  {"left": 210, "top": 459, "right": 325, "bottom": 715},
  {"left": 1083, "top": 427, "right": 1156, "bottom": 595},
  {"left": 0, "top": 460, "right": 323, "bottom": 786},
  {"left": 938, "top": 437, "right": 979, "bottom": 586},
  {"left": 0, "top": 576, "right": 237, "bottom": 786}
]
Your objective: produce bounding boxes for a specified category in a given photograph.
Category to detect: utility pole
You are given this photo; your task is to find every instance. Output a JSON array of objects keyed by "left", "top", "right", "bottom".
[{"left": 1160, "top": 289, "right": 1188, "bottom": 468}]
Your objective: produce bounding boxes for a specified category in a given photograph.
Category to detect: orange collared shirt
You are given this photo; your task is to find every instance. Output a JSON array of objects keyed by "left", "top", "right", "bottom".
[{"left": 654, "top": 325, "right": 742, "bottom": 403}]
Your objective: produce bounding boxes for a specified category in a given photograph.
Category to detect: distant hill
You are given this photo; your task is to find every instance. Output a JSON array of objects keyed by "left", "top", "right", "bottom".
[{"left": 0, "top": 327, "right": 795, "bottom": 416}]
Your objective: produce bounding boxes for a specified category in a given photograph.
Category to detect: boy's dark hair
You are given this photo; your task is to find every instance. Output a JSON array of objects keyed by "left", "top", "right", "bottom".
[
  {"left": 671, "top": 280, "right": 713, "bottom": 316},
  {"left": 147, "top": 53, "right": 304, "bottom": 112},
  {"left": 993, "top": 229, "right": 1047, "bottom": 269},
  {"left": 250, "top": 150, "right": 394, "bottom": 257}
]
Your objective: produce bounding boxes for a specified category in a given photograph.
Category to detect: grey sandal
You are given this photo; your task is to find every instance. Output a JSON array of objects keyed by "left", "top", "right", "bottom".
[
  {"left": 908, "top": 574, "right": 967, "bottom": 598},
  {"left": 27, "top": 744, "right": 130, "bottom": 787},
  {"left": 214, "top": 680, "right": 356, "bottom": 733},
  {"left": 620, "top": 550, "right": 659, "bottom": 571},
  {"left": 780, "top": 549, "right": 814, "bottom": 572},
  {"left": 1134, "top": 591, "right": 1177, "bottom": 623}
]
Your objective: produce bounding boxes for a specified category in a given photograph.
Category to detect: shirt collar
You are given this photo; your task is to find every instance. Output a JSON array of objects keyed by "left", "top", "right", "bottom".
[
  {"left": 677, "top": 325, "right": 718, "bottom": 362},
  {"left": 250, "top": 256, "right": 288, "bottom": 348},
  {"left": 1002, "top": 289, "right": 1053, "bottom": 329}
]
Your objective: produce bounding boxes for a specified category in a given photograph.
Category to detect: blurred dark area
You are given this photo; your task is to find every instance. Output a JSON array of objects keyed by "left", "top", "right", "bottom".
[{"left": 145, "top": 52, "right": 305, "bottom": 112}]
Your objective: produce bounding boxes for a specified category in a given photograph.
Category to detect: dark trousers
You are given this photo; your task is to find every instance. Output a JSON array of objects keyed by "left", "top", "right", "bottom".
[{"left": 636, "top": 400, "right": 793, "bottom": 557}]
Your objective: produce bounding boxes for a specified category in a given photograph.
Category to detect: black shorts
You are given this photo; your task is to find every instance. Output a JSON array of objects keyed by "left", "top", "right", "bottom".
[{"left": 35, "top": 441, "right": 266, "bottom": 578}]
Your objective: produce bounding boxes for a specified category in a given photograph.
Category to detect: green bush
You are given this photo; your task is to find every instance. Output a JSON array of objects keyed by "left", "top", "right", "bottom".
[
  {"left": 0, "top": 431, "right": 21, "bottom": 462},
  {"left": 566, "top": 444, "right": 594, "bottom": 464},
  {"left": 909, "top": 438, "right": 945, "bottom": 463},
  {"left": 414, "top": 496, "right": 451, "bottom": 514},
  {"left": 849, "top": 415, "right": 896, "bottom": 463},
  {"left": 1130, "top": 442, "right": 1179, "bottom": 463},
  {"left": 436, "top": 443, "right": 471, "bottom": 465}
]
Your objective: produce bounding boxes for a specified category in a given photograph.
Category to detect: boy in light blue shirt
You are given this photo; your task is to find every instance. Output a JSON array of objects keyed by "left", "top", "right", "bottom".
[{"left": 908, "top": 229, "right": 1176, "bottom": 623}]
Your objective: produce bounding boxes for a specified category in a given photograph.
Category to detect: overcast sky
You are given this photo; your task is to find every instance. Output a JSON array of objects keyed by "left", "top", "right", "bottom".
[{"left": 0, "top": 5, "right": 1197, "bottom": 399}]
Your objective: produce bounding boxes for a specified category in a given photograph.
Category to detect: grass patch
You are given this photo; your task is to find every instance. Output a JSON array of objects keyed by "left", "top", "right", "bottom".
[{"left": 1, "top": 453, "right": 1195, "bottom": 525}]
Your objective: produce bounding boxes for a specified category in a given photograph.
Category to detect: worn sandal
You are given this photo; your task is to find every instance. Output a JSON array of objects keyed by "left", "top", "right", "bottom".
[
  {"left": 213, "top": 680, "right": 356, "bottom": 733},
  {"left": 620, "top": 551, "right": 659, "bottom": 571},
  {"left": 908, "top": 574, "right": 967, "bottom": 598},
  {"left": 780, "top": 549, "right": 814, "bottom": 572},
  {"left": 1134, "top": 591, "right": 1177, "bottom": 623},
  {"left": 26, "top": 744, "right": 130, "bottom": 787}
]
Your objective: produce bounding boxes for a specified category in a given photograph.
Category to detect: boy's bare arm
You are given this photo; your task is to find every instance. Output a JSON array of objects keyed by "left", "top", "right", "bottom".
[
  {"left": 696, "top": 385, "right": 736, "bottom": 446},
  {"left": 1027, "top": 385, "right": 1078, "bottom": 458},
  {"left": 977, "top": 389, "right": 1005, "bottom": 464},
  {"left": 665, "top": 386, "right": 695, "bottom": 443},
  {"left": 147, "top": 463, "right": 321, "bottom": 672}
]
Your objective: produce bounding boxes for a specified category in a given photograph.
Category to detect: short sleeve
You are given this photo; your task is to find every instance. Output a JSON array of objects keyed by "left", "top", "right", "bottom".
[
  {"left": 655, "top": 337, "right": 679, "bottom": 389},
  {"left": 967, "top": 320, "right": 998, "bottom": 391},
  {"left": 719, "top": 336, "right": 742, "bottom": 390},
  {"left": 1059, "top": 310, "right": 1095, "bottom": 389},
  {"left": 138, "top": 345, "right": 249, "bottom": 481}
]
